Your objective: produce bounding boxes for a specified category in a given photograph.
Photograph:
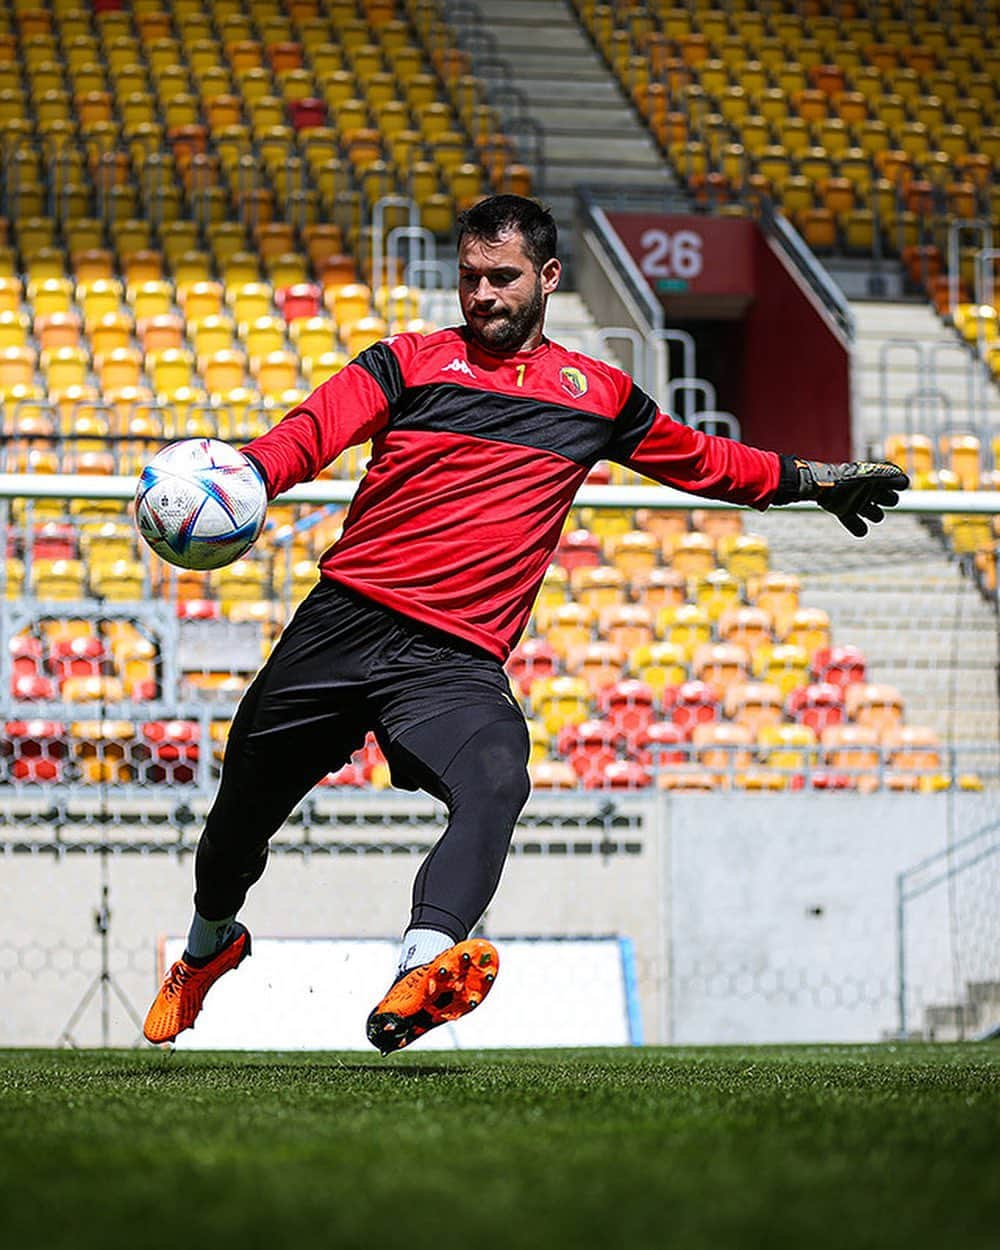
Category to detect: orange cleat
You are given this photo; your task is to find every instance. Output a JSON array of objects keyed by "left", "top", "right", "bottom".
[
  {"left": 143, "top": 923, "right": 251, "bottom": 1045},
  {"left": 366, "top": 938, "right": 499, "bottom": 1055}
]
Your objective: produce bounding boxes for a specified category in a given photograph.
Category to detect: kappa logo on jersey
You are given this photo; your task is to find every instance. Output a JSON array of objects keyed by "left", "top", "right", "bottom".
[
  {"left": 560, "top": 367, "right": 588, "bottom": 399},
  {"left": 441, "top": 357, "right": 476, "bottom": 378}
]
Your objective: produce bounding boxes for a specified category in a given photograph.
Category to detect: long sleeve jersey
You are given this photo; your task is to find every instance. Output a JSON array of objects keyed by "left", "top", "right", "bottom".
[{"left": 244, "top": 326, "right": 781, "bottom": 662}]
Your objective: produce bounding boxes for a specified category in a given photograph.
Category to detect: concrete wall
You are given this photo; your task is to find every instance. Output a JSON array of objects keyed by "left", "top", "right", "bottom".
[{"left": 1, "top": 792, "right": 995, "bottom": 1048}]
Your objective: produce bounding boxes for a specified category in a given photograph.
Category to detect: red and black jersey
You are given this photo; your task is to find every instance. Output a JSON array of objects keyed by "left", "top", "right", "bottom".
[{"left": 244, "top": 326, "right": 781, "bottom": 661}]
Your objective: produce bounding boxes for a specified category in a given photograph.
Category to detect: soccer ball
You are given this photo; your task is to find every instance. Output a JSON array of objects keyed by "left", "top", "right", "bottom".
[{"left": 134, "top": 438, "right": 268, "bottom": 570}]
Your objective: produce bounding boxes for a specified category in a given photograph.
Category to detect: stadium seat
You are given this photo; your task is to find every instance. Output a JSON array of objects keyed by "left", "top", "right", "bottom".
[
  {"left": 692, "top": 721, "right": 753, "bottom": 784},
  {"left": 533, "top": 675, "right": 592, "bottom": 736},
  {"left": 545, "top": 603, "right": 595, "bottom": 664},
  {"left": 599, "top": 679, "right": 656, "bottom": 743},
  {"left": 558, "top": 718, "right": 619, "bottom": 786},
  {"left": 759, "top": 723, "right": 818, "bottom": 781},
  {"left": 529, "top": 758, "right": 578, "bottom": 789},
  {"left": 692, "top": 642, "right": 749, "bottom": 695},
  {"left": 724, "top": 682, "right": 784, "bottom": 735},
  {"left": 820, "top": 723, "right": 881, "bottom": 792},
  {"left": 571, "top": 641, "right": 625, "bottom": 697},
  {"left": 4, "top": 718, "right": 68, "bottom": 782},
  {"left": 603, "top": 604, "right": 654, "bottom": 654},
  {"left": 507, "top": 639, "right": 559, "bottom": 698},
  {"left": 669, "top": 680, "right": 720, "bottom": 738},
  {"left": 628, "top": 641, "right": 688, "bottom": 697},
  {"left": 813, "top": 644, "right": 866, "bottom": 689},
  {"left": 848, "top": 683, "right": 905, "bottom": 734},
  {"left": 659, "top": 604, "right": 711, "bottom": 659}
]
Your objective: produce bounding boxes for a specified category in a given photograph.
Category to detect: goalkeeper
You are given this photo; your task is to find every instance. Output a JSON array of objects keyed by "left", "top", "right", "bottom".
[{"left": 142, "top": 194, "right": 907, "bottom": 1054}]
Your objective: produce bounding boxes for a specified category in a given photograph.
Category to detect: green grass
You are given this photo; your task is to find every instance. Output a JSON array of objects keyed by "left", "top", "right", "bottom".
[{"left": 1, "top": 1046, "right": 997, "bottom": 1250}]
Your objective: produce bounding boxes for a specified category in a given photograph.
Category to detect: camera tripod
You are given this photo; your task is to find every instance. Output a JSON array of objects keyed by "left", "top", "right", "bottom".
[{"left": 59, "top": 849, "right": 146, "bottom": 1048}]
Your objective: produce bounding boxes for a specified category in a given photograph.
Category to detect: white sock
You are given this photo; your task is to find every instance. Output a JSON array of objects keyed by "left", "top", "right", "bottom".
[
  {"left": 397, "top": 927, "right": 454, "bottom": 977},
  {"left": 185, "top": 910, "right": 237, "bottom": 959}
]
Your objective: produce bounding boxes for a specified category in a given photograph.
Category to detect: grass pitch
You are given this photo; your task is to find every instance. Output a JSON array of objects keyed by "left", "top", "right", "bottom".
[{"left": 1, "top": 1046, "right": 997, "bottom": 1250}]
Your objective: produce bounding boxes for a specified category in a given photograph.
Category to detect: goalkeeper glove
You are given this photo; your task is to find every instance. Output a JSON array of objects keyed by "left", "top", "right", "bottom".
[{"left": 773, "top": 457, "right": 910, "bottom": 537}]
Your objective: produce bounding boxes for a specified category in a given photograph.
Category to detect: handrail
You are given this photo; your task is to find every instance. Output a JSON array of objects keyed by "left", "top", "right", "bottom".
[
  {"left": 902, "top": 387, "right": 953, "bottom": 447},
  {"left": 667, "top": 376, "right": 717, "bottom": 426},
  {"left": 926, "top": 341, "right": 978, "bottom": 428},
  {"left": 577, "top": 191, "right": 664, "bottom": 336},
  {"left": 878, "top": 339, "right": 925, "bottom": 451},
  {"left": 948, "top": 219, "right": 992, "bottom": 314},
  {"left": 385, "top": 225, "right": 437, "bottom": 297},
  {"left": 594, "top": 327, "right": 647, "bottom": 385},
  {"left": 760, "top": 200, "right": 855, "bottom": 344},
  {"left": 691, "top": 409, "right": 742, "bottom": 440}
]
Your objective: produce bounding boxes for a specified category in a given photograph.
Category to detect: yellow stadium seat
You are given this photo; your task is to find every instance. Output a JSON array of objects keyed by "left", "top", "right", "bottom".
[
  {"left": 670, "top": 531, "right": 716, "bottom": 577},
  {"left": 572, "top": 565, "right": 627, "bottom": 611},
  {"left": 693, "top": 568, "right": 741, "bottom": 621},
  {"left": 533, "top": 675, "right": 592, "bottom": 736},
  {"left": 30, "top": 557, "right": 87, "bottom": 599},
  {"left": 147, "top": 348, "right": 195, "bottom": 397},
  {"left": 629, "top": 641, "right": 688, "bottom": 696},
  {"left": 722, "top": 533, "right": 769, "bottom": 581},
  {"left": 782, "top": 607, "right": 831, "bottom": 657},
  {"left": 346, "top": 316, "right": 387, "bottom": 357},
  {"left": 659, "top": 604, "right": 712, "bottom": 659},
  {"left": 254, "top": 350, "right": 299, "bottom": 396}
]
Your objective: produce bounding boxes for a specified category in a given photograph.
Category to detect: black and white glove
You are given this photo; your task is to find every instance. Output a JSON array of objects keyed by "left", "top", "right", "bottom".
[{"left": 773, "top": 457, "right": 910, "bottom": 537}]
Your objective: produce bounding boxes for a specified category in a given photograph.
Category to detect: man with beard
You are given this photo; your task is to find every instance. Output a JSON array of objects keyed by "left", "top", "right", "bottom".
[{"left": 142, "top": 195, "right": 908, "bottom": 1054}]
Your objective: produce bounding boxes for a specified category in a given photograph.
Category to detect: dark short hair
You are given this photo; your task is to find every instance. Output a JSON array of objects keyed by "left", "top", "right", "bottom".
[{"left": 456, "top": 194, "right": 558, "bottom": 270}]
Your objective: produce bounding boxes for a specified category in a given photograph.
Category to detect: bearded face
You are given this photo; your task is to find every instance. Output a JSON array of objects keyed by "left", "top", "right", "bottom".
[{"left": 458, "top": 230, "right": 560, "bottom": 355}]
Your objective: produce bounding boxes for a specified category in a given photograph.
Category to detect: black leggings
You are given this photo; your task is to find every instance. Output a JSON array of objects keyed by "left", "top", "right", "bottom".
[{"left": 193, "top": 581, "right": 531, "bottom": 942}]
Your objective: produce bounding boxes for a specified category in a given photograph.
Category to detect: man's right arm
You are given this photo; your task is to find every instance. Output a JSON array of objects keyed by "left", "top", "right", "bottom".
[{"left": 240, "top": 341, "right": 405, "bottom": 498}]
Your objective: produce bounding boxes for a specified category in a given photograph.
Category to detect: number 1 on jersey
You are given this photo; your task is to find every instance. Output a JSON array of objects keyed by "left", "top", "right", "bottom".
[{"left": 515, "top": 364, "right": 526, "bottom": 388}]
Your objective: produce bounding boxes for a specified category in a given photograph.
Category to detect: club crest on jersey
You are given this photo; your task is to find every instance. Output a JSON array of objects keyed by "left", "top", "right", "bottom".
[
  {"left": 442, "top": 357, "right": 475, "bottom": 378},
  {"left": 560, "top": 367, "right": 588, "bottom": 399}
]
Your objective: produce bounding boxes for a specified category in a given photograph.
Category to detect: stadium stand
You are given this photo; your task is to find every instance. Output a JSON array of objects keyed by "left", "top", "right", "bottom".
[{"left": 0, "top": 0, "right": 992, "bottom": 797}]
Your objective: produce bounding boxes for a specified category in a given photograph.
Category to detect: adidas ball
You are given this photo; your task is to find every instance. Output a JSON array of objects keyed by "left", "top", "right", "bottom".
[{"left": 134, "top": 438, "right": 267, "bottom": 570}]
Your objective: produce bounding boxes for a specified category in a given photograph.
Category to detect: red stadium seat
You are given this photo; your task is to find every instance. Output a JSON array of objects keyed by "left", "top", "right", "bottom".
[
  {"left": 10, "top": 634, "right": 43, "bottom": 676},
  {"left": 506, "top": 639, "right": 558, "bottom": 698},
  {"left": 3, "top": 719, "right": 68, "bottom": 782},
  {"left": 598, "top": 678, "right": 656, "bottom": 743},
  {"left": 48, "top": 635, "right": 106, "bottom": 682},
  {"left": 810, "top": 771, "right": 855, "bottom": 790},
  {"left": 322, "top": 762, "right": 368, "bottom": 787},
  {"left": 558, "top": 718, "right": 617, "bottom": 768},
  {"left": 669, "top": 680, "right": 721, "bottom": 738},
  {"left": 554, "top": 528, "right": 602, "bottom": 572},
  {"left": 633, "top": 720, "right": 687, "bottom": 768},
  {"left": 813, "top": 644, "right": 866, "bottom": 689},
  {"left": 140, "top": 720, "right": 200, "bottom": 783},
  {"left": 598, "top": 759, "right": 652, "bottom": 790},
  {"left": 32, "top": 521, "right": 77, "bottom": 560},
  {"left": 787, "top": 681, "right": 845, "bottom": 733},
  {"left": 12, "top": 674, "right": 57, "bottom": 700},
  {"left": 288, "top": 98, "right": 327, "bottom": 131},
  {"left": 176, "top": 599, "right": 223, "bottom": 621},
  {"left": 276, "top": 283, "right": 322, "bottom": 323}
]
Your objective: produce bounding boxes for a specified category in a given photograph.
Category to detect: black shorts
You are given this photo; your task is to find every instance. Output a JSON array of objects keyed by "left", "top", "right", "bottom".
[{"left": 234, "top": 578, "right": 525, "bottom": 786}]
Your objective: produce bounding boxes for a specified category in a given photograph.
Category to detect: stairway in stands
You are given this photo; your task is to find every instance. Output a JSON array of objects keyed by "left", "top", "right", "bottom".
[
  {"left": 752, "top": 297, "right": 1000, "bottom": 753},
  {"left": 850, "top": 301, "right": 1000, "bottom": 460},
  {"left": 467, "top": 0, "right": 681, "bottom": 280}
]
